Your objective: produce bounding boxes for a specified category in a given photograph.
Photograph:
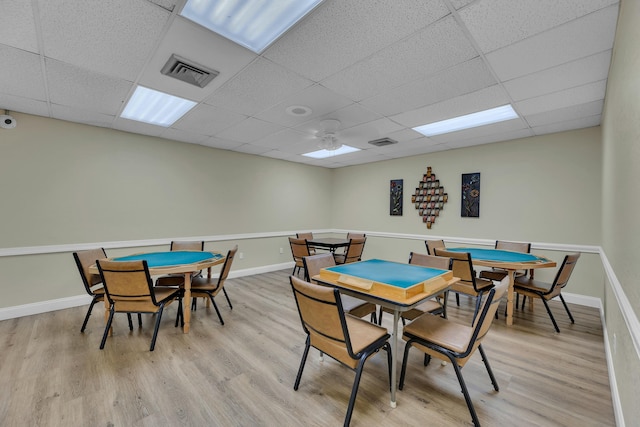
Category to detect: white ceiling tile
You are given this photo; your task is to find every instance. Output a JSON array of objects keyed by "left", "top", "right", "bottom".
[
  {"left": 525, "top": 100, "right": 604, "bottom": 128},
  {"left": 321, "top": 16, "right": 478, "bottom": 101},
  {"left": 215, "top": 117, "right": 284, "bottom": 143},
  {"left": 0, "top": 0, "right": 38, "bottom": 53},
  {"left": 113, "top": 117, "right": 165, "bottom": 137},
  {"left": 292, "top": 104, "right": 383, "bottom": 137},
  {"left": 391, "top": 85, "right": 510, "bottom": 128},
  {"left": 160, "top": 127, "right": 210, "bottom": 144},
  {"left": 205, "top": 58, "right": 314, "bottom": 116},
  {"left": 38, "top": 0, "right": 170, "bottom": 80},
  {"left": 361, "top": 57, "right": 497, "bottom": 116},
  {"left": 485, "top": 5, "right": 619, "bottom": 81},
  {"left": 172, "top": 104, "right": 246, "bottom": 135},
  {"left": 443, "top": 128, "right": 535, "bottom": 149},
  {"left": 0, "top": 45, "right": 46, "bottom": 100},
  {"left": 50, "top": 104, "right": 114, "bottom": 128},
  {"left": 45, "top": 59, "right": 133, "bottom": 115},
  {"left": 264, "top": 0, "right": 450, "bottom": 81},
  {"left": 233, "top": 143, "right": 274, "bottom": 155},
  {"left": 254, "top": 85, "right": 352, "bottom": 127},
  {"left": 261, "top": 150, "right": 300, "bottom": 161},
  {"left": 516, "top": 80, "right": 607, "bottom": 116},
  {"left": 200, "top": 137, "right": 245, "bottom": 150},
  {"left": 503, "top": 50, "right": 612, "bottom": 101},
  {"left": 459, "top": 0, "right": 618, "bottom": 53},
  {"left": 0, "top": 94, "right": 50, "bottom": 117},
  {"left": 251, "top": 129, "right": 312, "bottom": 149},
  {"left": 532, "top": 115, "right": 601, "bottom": 136}
]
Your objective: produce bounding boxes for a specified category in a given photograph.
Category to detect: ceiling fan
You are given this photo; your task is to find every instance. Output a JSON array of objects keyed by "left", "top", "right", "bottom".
[{"left": 315, "top": 119, "right": 343, "bottom": 151}]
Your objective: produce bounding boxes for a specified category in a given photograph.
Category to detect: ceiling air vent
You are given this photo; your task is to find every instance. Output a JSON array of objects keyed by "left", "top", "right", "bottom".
[
  {"left": 368, "top": 137, "right": 398, "bottom": 147},
  {"left": 161, "top": 54, "right": 219, "bottom": 88}
]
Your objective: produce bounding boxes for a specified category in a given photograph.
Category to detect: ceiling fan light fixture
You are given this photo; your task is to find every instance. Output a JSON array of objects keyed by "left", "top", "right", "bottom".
[{"left": 318, "top": 133, "right": 342, "bottom": 150}]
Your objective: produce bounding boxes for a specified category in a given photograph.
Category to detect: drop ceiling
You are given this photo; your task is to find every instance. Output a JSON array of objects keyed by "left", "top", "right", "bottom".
[{"left": 0, "top": 0, "right": 619, "bottom": 168}]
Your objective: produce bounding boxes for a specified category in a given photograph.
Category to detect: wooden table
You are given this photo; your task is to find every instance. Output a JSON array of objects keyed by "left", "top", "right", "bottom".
[
  {"left": 313, "top": 258, "right": 458, "bottom": 407},
  {"left": 306, "top": 237, "right": 350, "bottom": 252},
  {"left": 445, "top": 248, "right": 556, "bottom": 326},
  {"left": 89, "top": 251, "right": 225, "bottom": 333}
]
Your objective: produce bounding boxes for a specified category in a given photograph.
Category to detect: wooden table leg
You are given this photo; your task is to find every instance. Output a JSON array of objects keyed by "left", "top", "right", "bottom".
[
  {"left": 183, "top": 273, "right": 191, "bottom": 333},
  {"left": 506, "top": 270, "right": 515, "bottom": 326}
]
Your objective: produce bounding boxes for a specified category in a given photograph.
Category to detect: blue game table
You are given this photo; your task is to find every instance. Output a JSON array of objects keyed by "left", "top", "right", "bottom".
[
  {"left": 445, "top": 247, "right": 556, "bottom": 326},
  {"left": 314, "top": 258, "right": 458, "bottom": 407},
  {"left": 90, "top": 250, "right": 225, "bottom": 333}
]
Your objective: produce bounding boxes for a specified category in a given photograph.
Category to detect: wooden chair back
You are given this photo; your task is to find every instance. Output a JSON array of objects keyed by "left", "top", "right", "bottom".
[
  {"left": 342, "top": 237, "right": 366, "bottom": 263},
  {"left": 302, "top": 253, "right": 335, "bottom": 282},
  {"left": 73, "top": 248, "right": 107, "bottom": 294},
  {"left": 97, "top": 260, "right": 159, "bottom": 313},
  {"left": 170, "top": 241, "right": 204, "bottom": 251},
  {"left": 408, "top": 252, "right": 450, "bottom": 270},
  {"left": 425, "top": 239, "right": 445, "bottom": 255}
]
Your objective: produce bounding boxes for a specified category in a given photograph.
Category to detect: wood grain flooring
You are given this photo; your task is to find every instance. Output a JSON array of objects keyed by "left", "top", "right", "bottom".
[{"left": 0, "top": 269, "right": 615, "bottom": 426}]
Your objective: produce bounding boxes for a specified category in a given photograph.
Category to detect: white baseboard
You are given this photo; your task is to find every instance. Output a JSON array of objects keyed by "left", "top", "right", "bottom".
[{"left": 0, "top": 262, "right": 295, "bottom": 321}]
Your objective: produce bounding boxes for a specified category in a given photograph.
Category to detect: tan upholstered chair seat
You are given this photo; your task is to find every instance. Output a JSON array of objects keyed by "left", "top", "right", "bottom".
[
  {"left": 403, "top": 314, "right": 472, "bottom": 355},
  {"left": 399, "top": 300, "right": 445, "bottom": 321},
  {"left": 513, "top": 277, "right": 555, "bottom": 295},
  {"left": 451, "top": 277, "right": 493, "bottom": 296}
]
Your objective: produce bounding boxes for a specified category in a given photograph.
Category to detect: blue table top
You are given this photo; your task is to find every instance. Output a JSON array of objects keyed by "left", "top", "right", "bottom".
[
  {"left": 324, "top": 259, "right": 448, "bottom": 289},
  {"left": 113, "top": 251, "right": 223, "bottom": 268},
  {"left": 445, "top": 247, "right": 540, "bottom": 263}
]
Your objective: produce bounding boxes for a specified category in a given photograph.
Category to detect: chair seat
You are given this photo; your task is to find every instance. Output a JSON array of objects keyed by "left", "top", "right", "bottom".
[
  {"left": 340, "top": 294, "right": 376, "bottom": 319},
  {"left": 451, "top": 277, "right": 493, "bottom": 296},
  {"left": 380, "top": 299, "right": 443, "bottom": 321},
  {"left": 189, "top": 276, "right": 223, "bottom": 294},
  {"left": 478, "top": 269, "right": 526, "bottom": 281},
  {"left": 514, "top": 277, "right": 555, "bottom": 295},
  {"left": 403, "top": 313, "right": 472, "bottom": 354},
  {"left": 344, "top": 316, "right": 389, "bottom": 355}
]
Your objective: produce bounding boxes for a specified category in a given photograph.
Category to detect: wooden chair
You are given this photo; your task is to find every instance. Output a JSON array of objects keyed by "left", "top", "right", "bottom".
[
  {"left": 155, "top": 240, "right": 205, "bottom": 287},
  {"left": 96, "top": 259, "right": 184, "bottom": 351},
  {"left": 73, "top": 248, "right": 108, "bottom": 332},
  {"left": 303, "top": 253, "right": 377, "bottom": 323},
  {"left": 333, "top": 237, "right": 366, "bottom": 265},
  {"left": 425, "top": 239, "right": 445, "bottom": 255},
  {"left": 378, "top": 252, "right": 450, "bottom": 325},
  {"left": 187, "top": 246, "right": 238, "bottom": 325},
  {"left": 289, "top": 237, "right": 311, "bottom": 276},
  {"left": 478, "top": 240, "right": 532, "bottom": 282},
  {"left": 514, "top": 253, "right": 580, "bottom": 333},
  {"left": 334, "top": 233, "right": 365, "bottom": 256},
  {"left": 296, "top": 232, "right": 316, "bottom": 254},
  {"left": 289, "top": 275, "right": 391, "bottom": 427},
  {"left": 399, "top": 277, "right": 509, "bottom": 427},
  {"left": 433, "top": 248, "right": 494, "bottom": 318}
]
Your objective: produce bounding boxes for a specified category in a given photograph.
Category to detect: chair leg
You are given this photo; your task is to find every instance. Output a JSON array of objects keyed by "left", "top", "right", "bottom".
[
  {"left": 521, "top": 295, "right": 527, "bottom": 309},
  {"left": 127, "top": 313, "right": 134, "bottom": 330},
  {"left": 370, "top": 311, "right": 377, "bottom": 324},
  {"left": 450, "top": 357, "right": 481, "bottom": 427},
  {"left": 424, "top": 354, "right": 431, "bottom": 366},
  {"left": 137, "top": 313, "right": 142, "bottom": 327},
  {"left": 100, "top": 308, "right": 115, "bottom": 350},
  {"left": 540, "top": 297, "right": 561, "bottom": 333},
  {"left": 222, "top": 288, "right": 233, "bottom": 309},
  {"left": 81, "top": 297, "right": 100, "bottom": 333},
  {"left": 456, "top": 292, "right": 460, "bottom": 306},
  {"left": 149, "top": 306, "right": 165, "bottom": 351},
  {"left": 398, "top": 341, "right": 413, "bottom": 390},
  {"left": 559, "top": 294, "right": 575, "bottom": 324},
  {"left": 209, "top": 295, "right": 224, "bottom": 325},
  {"left": 175, "top": 298, "right": 184, "bottom": 327},
  {"left": 294, "top": 337, "right": 311, "bottom": 390},
  {"left": 377, "top": 308, "right": 383, "bottom": 325},
  {"left": 478, "top": 344, "right": 499, "bottom": 391},
  {"left": 345, "top": 357, "right": 367, "bottom": 427}
]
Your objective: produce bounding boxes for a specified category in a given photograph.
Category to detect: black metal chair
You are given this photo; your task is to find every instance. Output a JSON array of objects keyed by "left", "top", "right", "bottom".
[
  {"left": 73, "top": 248, "right": 108, "bottom": 332},
  {"left": 290, "top": 275, "right": 391, "bottom": 427},
  {"left": 399, "top": 277, "right": 508, "bottom": 427},
  {"left": 514, "top": 253, "right": 580, "bottom": 332}
]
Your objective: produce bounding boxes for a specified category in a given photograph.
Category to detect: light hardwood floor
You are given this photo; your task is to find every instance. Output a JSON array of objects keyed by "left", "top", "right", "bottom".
[{"left": 0, "top": 269, "right": 615, "bottom": 426}]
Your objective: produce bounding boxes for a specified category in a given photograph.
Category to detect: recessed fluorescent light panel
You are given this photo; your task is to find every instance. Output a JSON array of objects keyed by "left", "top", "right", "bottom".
[
  {"left": 303, "top": 145, "right": 361, "bottom": 159},
  {"left": 180, "top": 0, "right": 324, "bottom": 53},
  {"left": 121, "top": 86, "right": 196, "bottom": 127},
  {"left": 413, "top": 105, "right": 518, "bottom": 137}
]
